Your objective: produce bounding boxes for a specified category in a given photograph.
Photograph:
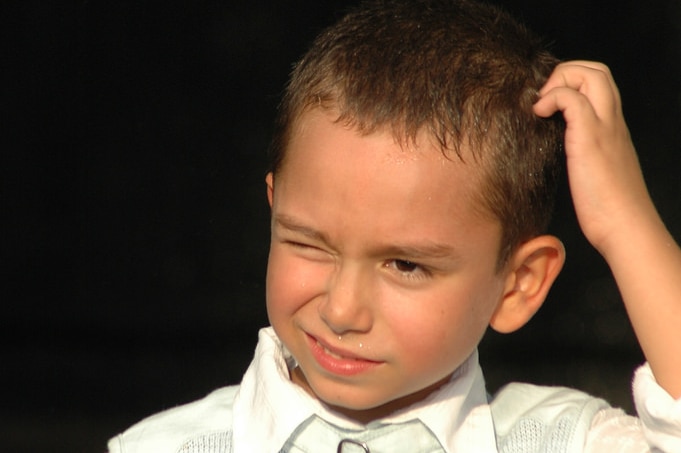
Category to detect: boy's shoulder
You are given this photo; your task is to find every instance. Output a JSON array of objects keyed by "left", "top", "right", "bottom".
[
  {"left": 490, "top": 382, "right": 610, "bottom": 453},
  {"left": 107, "top": 385, "right": 239, "bottom": 453}
]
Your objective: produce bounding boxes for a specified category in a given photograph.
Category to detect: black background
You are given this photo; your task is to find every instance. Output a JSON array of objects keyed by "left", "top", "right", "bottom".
[{"left": 3, "top": 1, "right": 681, "bottom": 451}]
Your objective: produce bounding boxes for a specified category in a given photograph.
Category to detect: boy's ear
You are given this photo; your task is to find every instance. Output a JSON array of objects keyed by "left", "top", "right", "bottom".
[
  {"left": 266, "top": 172, "right": 274, "bottom": 208},
  {"left": 489, "top": 235, "right": 565, "bottom": 334}
]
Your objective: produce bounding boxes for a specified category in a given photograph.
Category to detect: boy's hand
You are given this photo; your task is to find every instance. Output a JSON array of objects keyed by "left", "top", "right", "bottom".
[
  {"left": 533, "top": 61, "right": 655, "bottom": 258},
  {"left": 535, "top": 61, "right": 681, "bottom": 398}
]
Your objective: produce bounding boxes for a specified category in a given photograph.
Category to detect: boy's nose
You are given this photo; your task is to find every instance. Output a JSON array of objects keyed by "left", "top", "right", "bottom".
[{"left": 319, "top": 263, "right": 373, "bottom": 335}]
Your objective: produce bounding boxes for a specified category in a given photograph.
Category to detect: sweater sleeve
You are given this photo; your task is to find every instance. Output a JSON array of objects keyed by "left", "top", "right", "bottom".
[
  {"left": 584, "top": 363, "right": 681, "bottom": 452},
  {"left": 633, "top": 363, "right": 681, "bottom": 451},
  {"left": 583, "top": 407, "right": 648, "bottom": 452}
]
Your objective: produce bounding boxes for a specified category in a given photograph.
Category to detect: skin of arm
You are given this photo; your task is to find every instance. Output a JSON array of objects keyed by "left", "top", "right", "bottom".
[{"left": 534, "top": 61, "right": 681, "bottom": 399}]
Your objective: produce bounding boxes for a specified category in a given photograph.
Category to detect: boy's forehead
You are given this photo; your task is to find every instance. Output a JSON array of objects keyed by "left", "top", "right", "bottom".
[
  {"left": 285, "top": 108, "right": 486, "bottom": 168},
  {"left": 278, "top": 108, "right": 495, "bottom": 220}
]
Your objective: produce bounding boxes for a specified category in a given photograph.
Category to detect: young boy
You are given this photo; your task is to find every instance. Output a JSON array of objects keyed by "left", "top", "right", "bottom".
[{"left": 108, "top": 0, "right": 681, "bottom": 451}]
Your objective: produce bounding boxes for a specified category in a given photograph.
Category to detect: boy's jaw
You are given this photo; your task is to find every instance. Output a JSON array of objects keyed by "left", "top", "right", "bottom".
[{"left": 289, "top": 358, "right": 455, "bottom": 425}]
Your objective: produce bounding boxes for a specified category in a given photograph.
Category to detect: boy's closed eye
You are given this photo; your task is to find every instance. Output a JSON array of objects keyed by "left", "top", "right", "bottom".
[{"left": 281, "top": 239, "right": 333, "bottom": 261}]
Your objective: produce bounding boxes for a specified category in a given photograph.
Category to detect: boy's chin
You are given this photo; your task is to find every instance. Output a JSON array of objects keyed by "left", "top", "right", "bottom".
[{"left": 313, "top": 376, "right": 452, "bottom": 424}]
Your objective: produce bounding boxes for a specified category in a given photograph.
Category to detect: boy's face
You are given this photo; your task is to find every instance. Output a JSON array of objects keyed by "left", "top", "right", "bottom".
[{"left": 266, "top": 109, "right": 509, "bottom": 421}]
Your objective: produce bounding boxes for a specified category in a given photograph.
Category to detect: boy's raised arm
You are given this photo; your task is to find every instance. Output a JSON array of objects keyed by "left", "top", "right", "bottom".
[{"left": 534, "top": 61, "right": 681, "bottom": 399}]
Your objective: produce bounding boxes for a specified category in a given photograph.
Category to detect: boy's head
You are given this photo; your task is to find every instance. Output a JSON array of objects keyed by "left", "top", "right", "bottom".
[
  {"left": 270, "top": 0, "right": 564, "bottom": 266},
  {"left": 264, "top": 0, "right": 566, "bottom": 422}
]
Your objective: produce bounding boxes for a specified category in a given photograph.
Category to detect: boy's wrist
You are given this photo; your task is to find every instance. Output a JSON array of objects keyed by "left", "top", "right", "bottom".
[
  {"left": 578, "top": 186, "right": 659, "bottom": 258},
  {"left": 595, "top": 206, "right": 670, "bottom": 269}
]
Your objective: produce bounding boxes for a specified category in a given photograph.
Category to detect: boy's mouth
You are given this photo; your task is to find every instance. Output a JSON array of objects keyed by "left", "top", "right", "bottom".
[
  {"left": 317, "top": 340, "right": 357, "bottom": 360},
  {"left": 306, "top": 333, "right": 381, "bottom": 376}
]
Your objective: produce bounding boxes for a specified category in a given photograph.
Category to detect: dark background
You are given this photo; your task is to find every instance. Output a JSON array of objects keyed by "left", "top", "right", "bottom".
[{"left": 3, "top": 1, "right": 681, "bottom": 451}]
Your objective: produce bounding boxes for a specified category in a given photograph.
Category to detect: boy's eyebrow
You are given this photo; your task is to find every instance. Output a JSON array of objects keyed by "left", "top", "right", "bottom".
[
  {"left": 274, "top": 214, "right": 459, "bottom": 260},
  {"left": 378, "top": 243, "right": 458, "bottom": 260},
  {"left": 273, "top": 215, "right": 331, "bottom": 244}
]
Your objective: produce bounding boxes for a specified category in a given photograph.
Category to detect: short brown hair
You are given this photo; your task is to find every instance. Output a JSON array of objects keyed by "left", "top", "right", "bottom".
[{"left": 269, "top": 0, "right": 564, "bottom": 267}]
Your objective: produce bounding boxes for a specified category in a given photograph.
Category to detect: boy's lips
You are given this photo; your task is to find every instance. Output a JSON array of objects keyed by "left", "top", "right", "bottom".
[{"left": 305, "top": 333, "right": 382, "bottom": 376}]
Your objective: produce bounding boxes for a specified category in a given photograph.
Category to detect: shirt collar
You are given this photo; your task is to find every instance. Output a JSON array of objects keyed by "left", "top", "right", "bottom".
[{"left": 232, "top": 327, "right": 498, "bottom": 452}]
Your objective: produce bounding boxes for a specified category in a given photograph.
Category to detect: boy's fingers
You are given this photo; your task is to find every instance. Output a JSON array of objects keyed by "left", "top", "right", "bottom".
[
  {"left": 538, "top": 61, "right": 621, "bottom": 118},
  {"left": 541, "top": 61, "right": 618, "bottom": 93},
  {"left": 533, "top": 85, "right": 600, "bottom": 129},
  {"left": 539, "top": 61, "right": 617, "bottom": 97},
  {"left": 561, "top": 60, "right": 618, "bottom": 87}
]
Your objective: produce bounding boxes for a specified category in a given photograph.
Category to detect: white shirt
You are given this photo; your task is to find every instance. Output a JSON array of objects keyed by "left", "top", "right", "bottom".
[
  {"left": 232, "top": 328, "right": 681, "bottom": 452},
  {"left": 109, "top": 327, "right": 681, "bottom": 452},
  {"left": 232, "top": 328, "right": 498, "bottom": 452}
]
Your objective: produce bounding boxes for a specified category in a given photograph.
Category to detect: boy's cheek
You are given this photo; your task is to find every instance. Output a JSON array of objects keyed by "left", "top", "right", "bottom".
[{"left": 266, "top": 248, "right": 331, "bottom": 310}]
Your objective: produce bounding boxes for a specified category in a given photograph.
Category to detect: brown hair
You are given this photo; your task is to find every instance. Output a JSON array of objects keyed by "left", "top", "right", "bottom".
[{"left": 269, "top": 0, "right": 564, "bottom": 267}]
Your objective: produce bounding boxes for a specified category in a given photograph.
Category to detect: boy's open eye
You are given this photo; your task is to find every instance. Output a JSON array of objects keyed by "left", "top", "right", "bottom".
[
  {"left": 385, "top": 259, "right": 430, "bottom": 282},
  {"left": 393, "top": 260, "right": 418, "bottom": 273}
]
